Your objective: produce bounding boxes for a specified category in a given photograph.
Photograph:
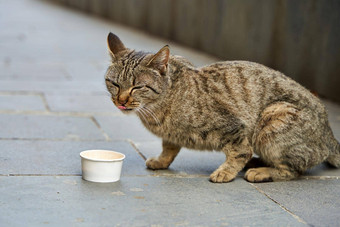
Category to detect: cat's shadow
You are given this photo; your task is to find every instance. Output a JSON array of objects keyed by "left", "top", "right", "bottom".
[
  {"left": 304, "top": 162, "right": 340, "bottom": 177},
  {"left": 145, "top": 159, "right": 340, "bottom": 179}
]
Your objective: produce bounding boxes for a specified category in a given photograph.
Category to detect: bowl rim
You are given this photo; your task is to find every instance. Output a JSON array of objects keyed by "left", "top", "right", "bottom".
[{"left": 80, "top": 149, "right": 125, "bottom": 162}]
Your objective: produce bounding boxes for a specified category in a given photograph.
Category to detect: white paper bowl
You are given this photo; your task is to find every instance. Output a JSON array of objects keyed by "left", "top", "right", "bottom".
[{"left": 80, "top": 150, "right": 125, "bottom": 183}]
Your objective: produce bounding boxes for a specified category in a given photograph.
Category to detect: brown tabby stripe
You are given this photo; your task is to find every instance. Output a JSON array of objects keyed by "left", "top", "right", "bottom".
[{"left": 105, "top": 37, "right": 340, "bottom": 182}]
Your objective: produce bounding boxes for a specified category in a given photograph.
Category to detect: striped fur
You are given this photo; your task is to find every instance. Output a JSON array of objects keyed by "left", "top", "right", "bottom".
[{"left": 105, "top": 33, "right": 340, "bottom": 183}]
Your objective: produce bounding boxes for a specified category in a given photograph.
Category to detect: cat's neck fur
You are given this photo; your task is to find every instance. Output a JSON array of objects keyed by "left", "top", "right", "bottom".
[
  {"left": 168, "top": 55, "right": 195, "bottom": 80},
  {"left": 137, "top": 55, "right": 195, "bottom": 131}
]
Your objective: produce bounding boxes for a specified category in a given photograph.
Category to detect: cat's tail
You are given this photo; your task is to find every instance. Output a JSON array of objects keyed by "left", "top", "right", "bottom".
[{"left": 326, "top": 137, "right": 340, "bottom": 168}]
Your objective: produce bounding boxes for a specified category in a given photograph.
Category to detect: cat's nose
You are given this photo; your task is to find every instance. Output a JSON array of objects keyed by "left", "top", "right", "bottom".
[
  {"left": 118, "top": 91, "right": 129, "bottom": 105},
  {"left": 118, "top": 97, "right": 128, "bottom": 105}
]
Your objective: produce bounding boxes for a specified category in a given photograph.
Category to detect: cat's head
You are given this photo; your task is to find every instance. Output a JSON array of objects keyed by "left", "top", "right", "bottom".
[{"left": 105, "top": 32, "right": 170, "bottom": 114}]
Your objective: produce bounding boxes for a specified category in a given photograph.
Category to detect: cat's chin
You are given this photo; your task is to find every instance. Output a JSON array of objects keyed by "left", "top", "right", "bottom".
[
  {"left": 116, "top": 105, "right": 136, "bottom": 114},
  {"left": 119, "top": 108, "right": 135, "bottom": 115}
]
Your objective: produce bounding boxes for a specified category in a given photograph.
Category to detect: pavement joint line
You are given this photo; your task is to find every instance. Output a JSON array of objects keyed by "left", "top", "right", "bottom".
[
  {"left": 0, "top": 109, "right": 122, "bottom": 117},
  {"left": 60, "top": 65, "right": 73, "bottom": 80},
  {"left": 142, "top": 173, "right": 340, "bottom": 180},
  {"left": 127, "top": 139, "right": 147, "bottom": 161},
  {"left": 249, "top": 182, "right": 308, "bottom": 225},
  {"left": 123, "top": 174, "right": 209, "bottom": 179},
  {"left": 0, "top": 137, "right": 123, "bottom": 142},
  {"left": 0, "top": 174, "right": 208, "bottom": 178},
  {"left": 4, "top": 173, "right": 337, "bottom": 180},
  {"left": 90, "top": 116, "right": 112, "bottom": 141},
  {"left": 135, "top": 174, "right": 340, "bottom": 179},
  {"left": 149, "top": 173, "right": 208, "bottom": 178},
  {"left": 39, "top": 93, "right": 52, "bottom": 111},
  {"left": 299, "top": 175, "right": 340, "bottom": 180},
  {"left": 0, "top": 91, "right": 43, "bottom": 96},
  {"left": 0, "top": 174, "right": 81, "bottom": 177}
]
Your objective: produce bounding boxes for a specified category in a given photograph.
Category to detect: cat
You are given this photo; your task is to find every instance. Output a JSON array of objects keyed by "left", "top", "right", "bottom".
[{"left": 105, "top": 32, "right": 340, "bottom": 183}]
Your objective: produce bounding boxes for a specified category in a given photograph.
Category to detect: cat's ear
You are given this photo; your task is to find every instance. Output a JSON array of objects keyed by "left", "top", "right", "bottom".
[
  {"left": 107, "top": 32, "right": 126, "bottom": 59},
  {"left": 146, "top": 45, "right": 170, "bottom": 75}
]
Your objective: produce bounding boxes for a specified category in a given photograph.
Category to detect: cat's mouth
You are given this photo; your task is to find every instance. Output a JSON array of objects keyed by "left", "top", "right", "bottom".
[{"left": 117, "top": 105, "right": 134, "bottom": 112}]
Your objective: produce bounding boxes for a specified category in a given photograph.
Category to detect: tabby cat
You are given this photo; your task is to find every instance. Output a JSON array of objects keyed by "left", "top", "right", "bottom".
[{"left": 105, "top": 32, "right": 340, "bottom": 183}]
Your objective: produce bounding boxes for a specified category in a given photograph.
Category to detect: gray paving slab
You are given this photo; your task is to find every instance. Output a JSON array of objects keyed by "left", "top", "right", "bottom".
[
  {"left": 0, "top": 0, "right": 339, "bottom": 226},
  {"left": 255, "top": 179, "right": 340, "bottom": 227},
  {"left": 0, "top": 94, "right": 46, "bottom": 111},
  {"left": 0, "top": 176, "right": 306, "bottom": 227},
  {"left": 0, "top": 114, "right": 105, "bottom": 140},
  {"left": 304, "top": 163, "right": 340, "bottom": 177},
  {"left": 62, "top": 61, "right": 108, "bottom": 81},
  {"left": 0, "top": 80, "right": 106, "bottom": 94},
  {"left": 324, "top": 100, "right": 340, "bottom": 122},
  {"left": 0, "top": 140, "right": 147, "bottom": 176},
  {"left": 45, "top": 94, "right": 118, "bottom": 113},
  {"left": 333, "top": 131, "right": 340, "bottom": 142},
  {"left": 0, "top": 0, "right": 218, "bottom": 66},
  {"left": 95, "top": 115, "right": 159, "bottom": 142},
  {"left": 0, "top": 62, "right": 70, "bottom": 81}
]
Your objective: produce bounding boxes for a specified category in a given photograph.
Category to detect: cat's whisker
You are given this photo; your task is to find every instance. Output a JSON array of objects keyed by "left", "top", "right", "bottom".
[
  {"left": 136, "top": 107, "right": 150, "bottom": 127},
  {"left": 142, "top": 106, "right": 161, "bottom": 126}
]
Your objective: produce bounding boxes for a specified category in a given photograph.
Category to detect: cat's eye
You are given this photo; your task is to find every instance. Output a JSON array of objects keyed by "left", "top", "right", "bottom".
[
  {"left": 131, "top": 86, "right": 145, "bottom": 93},
  {"left": 105, "top": 78, "right": 120, "bottom": 88}
]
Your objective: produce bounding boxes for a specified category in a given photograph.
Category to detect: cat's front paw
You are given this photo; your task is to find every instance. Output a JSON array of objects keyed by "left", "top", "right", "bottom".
[
  {"left": 209, "top": 169, "right": 236, "bottom": 183},
  {"left": 146, "top": 157, "right": 169, "bottom": 170}
]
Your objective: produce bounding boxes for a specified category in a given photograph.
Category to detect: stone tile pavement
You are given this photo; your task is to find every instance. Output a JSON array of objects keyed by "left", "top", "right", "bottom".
[{"left": 0, "top": 0, "right": 340, "bottom": 226}]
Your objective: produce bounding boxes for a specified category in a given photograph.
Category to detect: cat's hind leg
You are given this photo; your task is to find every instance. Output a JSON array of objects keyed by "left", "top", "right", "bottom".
[
  {"left": 146, "top": 140, "right": 181, "bottom": 170},
  {"left": 245, "top": 166, "right": 298, "bottom": 183},
  {"left": 245, "top": 101, "right": 325, "bottom": 182},
  {"left": 210, "top": 138, "right": 253, "bottom": 183}
]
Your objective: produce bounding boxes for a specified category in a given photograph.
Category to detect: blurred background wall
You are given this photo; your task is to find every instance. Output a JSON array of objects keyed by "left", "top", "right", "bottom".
[{"left": 50, "top": 0, "right": 340, "bottom": 103}]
